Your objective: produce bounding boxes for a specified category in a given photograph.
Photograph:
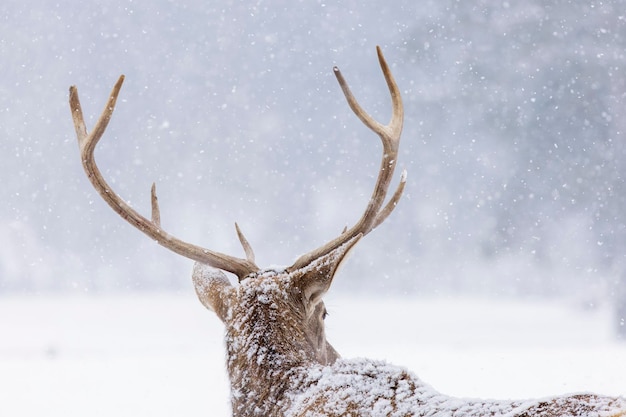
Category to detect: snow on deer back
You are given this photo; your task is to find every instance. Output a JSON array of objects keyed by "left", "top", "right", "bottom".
[{"left": 70, "top": 46, "right": 625, "bottom": 417}]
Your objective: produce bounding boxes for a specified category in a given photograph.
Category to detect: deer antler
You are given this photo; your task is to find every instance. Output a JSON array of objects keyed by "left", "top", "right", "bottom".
[
  {"left": 69, "top": 46, "right": 403, "bottom": 279},
  {"left": 290, "top": 46, "right": 405, "bottom": 271},
  {"left": 69, "top": 76, "right": 259, "bottom": 280}
]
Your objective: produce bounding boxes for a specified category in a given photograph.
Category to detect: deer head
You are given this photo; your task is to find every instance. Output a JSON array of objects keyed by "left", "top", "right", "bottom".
[{"left": 69, "top": 46, "right": 404, "bottom": 414}]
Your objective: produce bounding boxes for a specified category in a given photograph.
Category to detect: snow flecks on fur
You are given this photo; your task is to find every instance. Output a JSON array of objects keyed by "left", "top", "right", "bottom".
[
  {"left": 192, "top": 250, "right": 626, "bottom": 417},
  {"left": 192, "top": 262, "right": 230, "bottom": 292},
  {"left": 222, "top": 269, "right": 314, "bottom": 416},
  {"left": 285, "top": 359, "right": 626, "bottom": 417},
  {"left": 240, "top": 269, "right": 290, "bottom": 302}
]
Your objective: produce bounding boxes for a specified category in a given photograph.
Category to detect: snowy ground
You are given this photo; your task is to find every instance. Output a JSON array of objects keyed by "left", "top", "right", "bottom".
[{"left": 1, "top": 292, "right": 624, "bottom": 416}]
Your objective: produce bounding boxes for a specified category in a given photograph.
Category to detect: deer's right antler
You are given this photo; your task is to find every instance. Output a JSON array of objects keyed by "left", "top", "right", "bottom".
[
  {"left": 69, "top": 76, "right": 260, "bottom": 280},
  {"left": 289, "top": 46, "right": 405, "bottom": 271}
]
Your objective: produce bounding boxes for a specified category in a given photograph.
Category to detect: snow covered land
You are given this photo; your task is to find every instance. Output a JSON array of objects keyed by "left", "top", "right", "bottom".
[{"left": 1, "top": 293, "right": 624, "bottom": 416}]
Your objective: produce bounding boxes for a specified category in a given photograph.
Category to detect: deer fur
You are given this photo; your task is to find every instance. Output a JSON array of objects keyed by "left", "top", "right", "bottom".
[{"left": 192, "top": 242, "right": 626, "bottom": 417}]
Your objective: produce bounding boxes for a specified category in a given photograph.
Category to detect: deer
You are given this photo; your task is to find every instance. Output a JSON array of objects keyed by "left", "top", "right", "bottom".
[{"left": 69, "top": 46, "right": 625, "bottom": 417}]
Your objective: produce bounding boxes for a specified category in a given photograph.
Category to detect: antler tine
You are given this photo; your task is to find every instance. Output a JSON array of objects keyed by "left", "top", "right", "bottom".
[
  {"left": 290, "top": 46, "right": 405, "bottom": 271},
  {"left": 372, "top": 169, "right": 407, "bottom": 230},
  {"left": 151, "top": 183, "right": 162, "bottom": 227},
  {"left": 235, "top": 222, "right": 256, "bottom": 264},
  {"left": 69, "top": 76, "right": 259, "bottom": 280},
  {"left": 332, "top": 46, "right": 404, "bottom": 150}
]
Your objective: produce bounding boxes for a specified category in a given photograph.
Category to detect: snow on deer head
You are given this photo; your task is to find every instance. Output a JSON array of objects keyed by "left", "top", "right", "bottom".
[
  {"left": 70, "top": 47, "right": 626, "bottom": 417},
  {"left": 192, "top": 237, "right": 359, "bottom": 415},
  {"left": 192, "top": 237, "right": 359, "bottom": 368}
]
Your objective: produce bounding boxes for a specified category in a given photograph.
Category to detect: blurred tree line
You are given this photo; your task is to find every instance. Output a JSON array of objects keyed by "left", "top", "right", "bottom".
[
  {"left": 2, "top": 0, "right": 626, "bottom": 337},
  {"left": 397, "top": 0, "right": 625, "bottom": 331}
]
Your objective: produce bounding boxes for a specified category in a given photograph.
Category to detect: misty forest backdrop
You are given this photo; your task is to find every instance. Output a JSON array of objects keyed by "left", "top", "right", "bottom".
[{"left": 2, "top": 0, "right": 626, "bottom": 318}]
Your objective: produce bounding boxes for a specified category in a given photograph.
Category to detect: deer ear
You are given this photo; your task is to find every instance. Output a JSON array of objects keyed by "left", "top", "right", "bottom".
[
  {"left": 192, "top": 262, "right": 235, "bottom": 322},
  {"left": 292, "top": 234, "right": 362, "bottom": 305}
]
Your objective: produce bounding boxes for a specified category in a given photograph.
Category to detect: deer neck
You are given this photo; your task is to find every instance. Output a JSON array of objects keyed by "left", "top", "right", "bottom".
[{"left": 224, "top": 273, "right": 321, "bottom": 415}]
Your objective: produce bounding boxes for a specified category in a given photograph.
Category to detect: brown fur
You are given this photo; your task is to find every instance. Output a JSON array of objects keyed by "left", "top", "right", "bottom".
[{"left": 193, "top": 247, "right": 626, "bottom": 417}]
